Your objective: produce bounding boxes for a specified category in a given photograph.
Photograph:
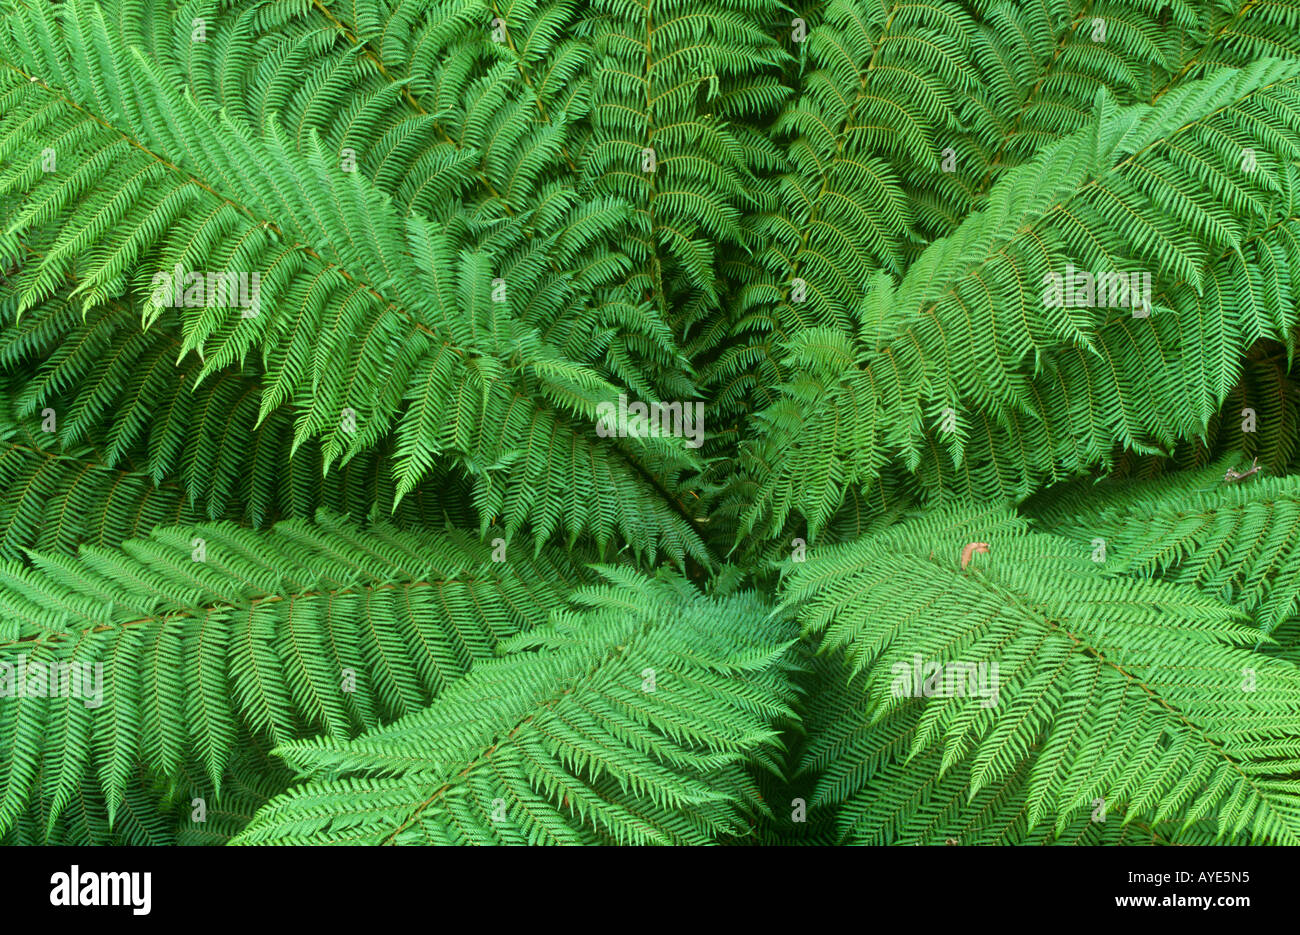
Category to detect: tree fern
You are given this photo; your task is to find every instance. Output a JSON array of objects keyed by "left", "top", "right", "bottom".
[{"left": 5, "top": 0, "right": 1300, "bottom": 847}]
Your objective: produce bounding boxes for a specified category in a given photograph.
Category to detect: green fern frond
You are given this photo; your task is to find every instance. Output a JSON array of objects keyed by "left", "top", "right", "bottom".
[
  {"left": 783, "top": 503, "right": 1300, "bottom": 844},
  {"left": 1028, "top": 459, "right": 1300, "bottom": 633},
  {"left": 0, "top": 0, "right": 708, "bottom": 563},
  {"left": 233, "top": 569, "right": 797, "bottom": 844}
]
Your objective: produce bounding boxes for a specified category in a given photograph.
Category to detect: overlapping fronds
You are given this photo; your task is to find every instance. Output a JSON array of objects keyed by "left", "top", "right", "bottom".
[
  {"left": 0, "top": 287, "right": 477, "bottom": 554},
  {"left": 4, "top": 0, "right": 1300, "bottom": 848},
  {"left": 233, "top": 569, "right": 797, "bottom": 844},
  {"left": 705, "top": 0, "right": 1300, "bottom": 432},
  {"left": 1027, "top": 459, "right": 1300, "bottom": 634},
  {"left": 784, "top": 652, "right": 1258, "bottom": 844},
  {"left": 744, "top": 63, "right": 1300, "bottom": 535},
  {"left": 0, "top": 0, "right": 709, "bottom": 564},
  {"left": 1, "top": 729, "right": 293, "bottom": 845},
  {"left": 0, "top": 510, "right": 589, "bottom": 837}
]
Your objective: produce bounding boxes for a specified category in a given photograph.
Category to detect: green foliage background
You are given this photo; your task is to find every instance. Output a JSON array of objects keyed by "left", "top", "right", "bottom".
[{"left": 3, "top": 0, "right": 1300, "bottom": 844}]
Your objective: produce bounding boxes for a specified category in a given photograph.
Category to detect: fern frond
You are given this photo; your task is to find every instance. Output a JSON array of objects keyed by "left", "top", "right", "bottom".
[
  {"left": 234, "top": 569, "right": 797, "bottom": 844},
  {"left": 782, "top": 503, "right": 1300, "bottom": 844},
  {"left": 1028, "top": 459, "right": 1300, "bottom": 633}
]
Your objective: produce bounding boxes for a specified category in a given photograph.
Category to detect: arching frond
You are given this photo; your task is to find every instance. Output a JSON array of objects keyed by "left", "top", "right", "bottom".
[
  {"left": 783, "top": 504, "right": 1300, "bottom": 844},
  {"left": 234, "top": 569, "right": 797, "bottom": 845}
]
